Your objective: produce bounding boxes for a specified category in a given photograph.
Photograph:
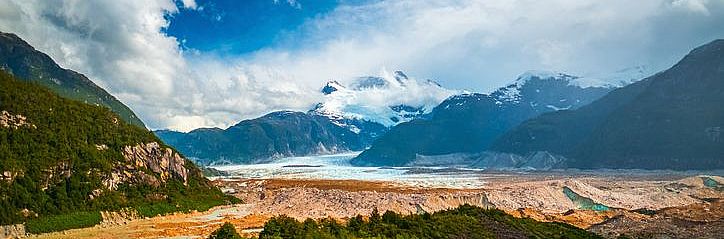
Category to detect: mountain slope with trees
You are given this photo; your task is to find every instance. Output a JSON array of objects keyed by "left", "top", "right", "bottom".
[
  {"left": 0, "top": 32, "right": 145, "bottom": 128},
  {"left": 491, "top": 39, "right": 724, "bottom": 170},
  {"left": 0, "top": 70, "right": 233, "bottom": 232}
]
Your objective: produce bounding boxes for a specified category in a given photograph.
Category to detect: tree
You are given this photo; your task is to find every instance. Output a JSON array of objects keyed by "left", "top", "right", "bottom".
[{"left": 208, "top": 222, "right": 244, "bottom": 239}]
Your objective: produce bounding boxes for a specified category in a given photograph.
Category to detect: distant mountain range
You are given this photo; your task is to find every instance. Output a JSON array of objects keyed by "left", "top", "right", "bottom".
[
  {"left": 0, "top": 32, "right": 145, "bottom": 128},
  {"left": 152, "top": 39, "right": 724, "bottom": 171},
  {"left": 490, "top": 39, "right": 724, "bottom": 170},
  {"left": 353, "top": 39, "right": 724, "bottom": 170},
  {"left": 156, "top": 71, "right": 452, "bottom": 165},
  {"left": 160, "top": 67, "right": 648, "bottom": 166},
  {"left": 156, "top": 111, "right": 386, "bottom": 165},
  {"left": 351, "top": 71, "right": 616, "bottom": 166}
]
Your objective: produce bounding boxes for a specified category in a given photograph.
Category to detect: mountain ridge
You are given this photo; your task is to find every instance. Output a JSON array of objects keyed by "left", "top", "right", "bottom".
[
  {"left": 491, "top": 39, "right": 724, "bottom": 170},
  {"left": 0, "top": 70, "right": 231, "bottom": 231},
  {"left": 0, "top": 31, "right": 145, "bottom": 128},
  {"left": 352, "top": 71, "right": 618, "bottom": 166},
  {"left": 156, "top": 71, "right": 450, "bottom": 165}
]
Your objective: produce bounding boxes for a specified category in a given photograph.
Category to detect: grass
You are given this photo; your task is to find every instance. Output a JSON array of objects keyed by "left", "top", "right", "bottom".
[
  {"left": 25, "top": 211, "right": 102, "bottom": 234},
  {"left": 136, "top": 194, "right": 241, "bottom": 218}
]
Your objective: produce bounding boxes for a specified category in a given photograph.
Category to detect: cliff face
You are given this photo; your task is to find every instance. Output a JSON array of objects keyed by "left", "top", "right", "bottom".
[
  {"left": 102, "top": 142, "right": 193, "bottom": 190},
  {"left": 123, "top": 142, "right": 190, "bottom": 185}
]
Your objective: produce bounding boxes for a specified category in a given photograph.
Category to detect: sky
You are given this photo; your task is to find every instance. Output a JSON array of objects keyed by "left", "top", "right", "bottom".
[{"left": 1, "top": 0, "right": 723, "bottom": 131}]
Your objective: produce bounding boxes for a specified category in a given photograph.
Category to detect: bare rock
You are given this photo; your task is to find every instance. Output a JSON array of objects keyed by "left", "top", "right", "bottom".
[
  {"left": 0, "top": 110, "right": 35, "bottom": 129},
  {"left": 101, "top": 142, "right": 190, "bottom": 190},
  {"left": 122, "top": 142, "right": 188, "bottom": 184},
  {"left": 1, "top": 224, "right": 25, "bottom": 239},
  {"left": 101, "top": 208, "right": 140, "bottom": 227}
]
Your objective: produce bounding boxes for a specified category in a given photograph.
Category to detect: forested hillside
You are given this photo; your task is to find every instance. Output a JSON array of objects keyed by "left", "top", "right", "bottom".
[{"left": 0, "top": 70, "right": 233, "bottom": 232}]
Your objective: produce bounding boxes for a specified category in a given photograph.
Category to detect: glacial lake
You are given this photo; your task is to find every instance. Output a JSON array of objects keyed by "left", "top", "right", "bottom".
[
  {"left": 210, "top": 152, "right": 722, "bottom": 189},
  {"left": 209, "top": 152, "right": 490, "bottom": 189}
]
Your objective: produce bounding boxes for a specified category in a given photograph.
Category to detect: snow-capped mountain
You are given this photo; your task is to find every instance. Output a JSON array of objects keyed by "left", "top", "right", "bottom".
[
  {"left": 353, "top": 70, "right": 618, "bottom": 166},
  {"left": 157, "top": 68, "right": 646, "bottom": 166},
  {"left": 492, "top": 40, "right": 724, "bottom": 170},
  {"left": 156, "top": 70, "right": 455, "bottom": 165},
  {"left": 490, "top": 70, "right": 628, "bottom": 111},
  {"left": 310, "top": 70, "right": 456, "bottom": 129},
  {"left": 585, "top": 65, "right": 651, "bottom": 87}
]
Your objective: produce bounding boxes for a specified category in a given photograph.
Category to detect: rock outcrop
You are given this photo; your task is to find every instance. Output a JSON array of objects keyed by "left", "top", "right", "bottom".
[
  {"left": 100, "top": 209, "right": 140, "bottom": 227},
  {"left": 1, "top": 224, "right": 25, "bottom": 239},
  {"left": 122, "top": 142, "right": 189, "bottom": 183},
  {"left": 103, "top": 142, "right": 190, "bottom": 190},
  {"left": 0, "top": 171, "right": 20, "bottom": 183},
  {"left": 0, "top": 110, "right": 35, "bottom": 129}
]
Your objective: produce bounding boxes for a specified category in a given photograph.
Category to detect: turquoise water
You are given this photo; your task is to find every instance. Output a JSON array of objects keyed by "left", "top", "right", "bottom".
[
  {"left": 562, "top": 186, "right": 610, "bottom": 211},
  {"left": 701, "top": 177, "right": 723, "bottom": 191}
]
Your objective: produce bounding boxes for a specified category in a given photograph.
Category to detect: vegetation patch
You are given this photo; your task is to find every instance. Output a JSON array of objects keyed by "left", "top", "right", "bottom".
[
  {"left": 209, "top": 222, "right": 245, "bottom": 239},
  {"left": 0, "top": 71, "right": 235, "bottom": 232},
  {"left": 258, "top": 204, "right": 601, "bottom": 239},
  {"left": 25, "top": 211, "right": 102, "bottom": 234}
]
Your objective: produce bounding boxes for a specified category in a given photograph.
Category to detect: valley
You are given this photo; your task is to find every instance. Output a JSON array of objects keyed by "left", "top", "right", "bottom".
[
  {"left": 21, "top": 158, "right": 724, "bottom": 238},
  {"left": 1, "top": 3, "right": 723, "bottom": 238}
]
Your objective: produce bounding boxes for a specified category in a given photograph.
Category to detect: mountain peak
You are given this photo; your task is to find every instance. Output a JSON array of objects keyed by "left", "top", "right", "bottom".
[
  {"left": 313, "top": 71, "right": 455, "bottom": 127},
  {"left": 350, "top": 76, "right": 389, "bottom": 90},
  {"left": 0, "top": 32, "right": 33, "bottom": 50},
  {"left": 321, "top": 80, "right": 344, "bottom": 95},
  {"left": 393, "top": 71, "right": 408, "bottom": 83},
  {"left": 516, "top": 70, "right": 575, "bottom": 82},
  {"left": 694, "top": 39, "right": 724, "bottom": 52},
  {"left": 675, "top": 38, "right": 724, "bottom": 68}
]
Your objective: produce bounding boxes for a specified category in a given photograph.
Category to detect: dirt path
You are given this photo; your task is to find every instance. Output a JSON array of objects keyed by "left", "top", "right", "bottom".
[{"left": 27, "top": 204, "right": 258, "bottom": 239}]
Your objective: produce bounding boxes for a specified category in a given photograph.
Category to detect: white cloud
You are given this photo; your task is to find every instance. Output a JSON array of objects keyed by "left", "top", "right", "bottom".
[
  {"left": 1, "top": 0, "right": 723, "bottom": 132},
  {"left": 0, "top": 0, "right": 192, "bottom": 127},
  {"left": 181, "top": 0, "right": 198, "bottom": 10},
  {"left": 672, "top": 0, "right": 710, "bottom": 15},
  {"left": 263, "top": 0, "right": 724, "bottom": 92},
  {"left": 314, "top": 70, "right": 458, "bottom": 127}
]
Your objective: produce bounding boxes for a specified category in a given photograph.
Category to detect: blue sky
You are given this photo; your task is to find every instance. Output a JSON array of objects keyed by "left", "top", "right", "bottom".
[
  {"left": 165, "top": 0, "right": 342, "bottom": 55},
  {"left": 2, "top": 0, "right": 724, "bottom": 131}
]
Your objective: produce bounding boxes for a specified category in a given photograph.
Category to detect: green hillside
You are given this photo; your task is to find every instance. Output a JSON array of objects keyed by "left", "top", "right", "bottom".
[
  {"left": 0, "top": 32, "right": 145, "bottom": 128},
  {"left": 0, "top": 70, "right": 233, "bottom": 232}
]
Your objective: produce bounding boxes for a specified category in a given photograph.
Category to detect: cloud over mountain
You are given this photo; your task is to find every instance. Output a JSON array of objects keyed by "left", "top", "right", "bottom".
[{"left": 1, "top": 0, "right": 723, "bottom": 131}]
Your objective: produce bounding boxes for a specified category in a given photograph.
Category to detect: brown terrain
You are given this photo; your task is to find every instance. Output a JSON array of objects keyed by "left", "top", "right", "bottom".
[{"left": 24, "top": 172, "right": 723, "bottom": 239}]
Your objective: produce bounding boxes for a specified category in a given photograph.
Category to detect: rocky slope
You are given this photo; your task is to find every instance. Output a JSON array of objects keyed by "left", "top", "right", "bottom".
[
  {"left": 353, "top": 72, "right": 614, "bottom": 166},
  {"left": 0, "top": 32, "right": 145, "bottom": 128},
  {"left": 492, "top": 39, "right": 724, "bottom": 170},
  {"left": 0, "top": 70, "right": 229, "bottom": 231}
]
